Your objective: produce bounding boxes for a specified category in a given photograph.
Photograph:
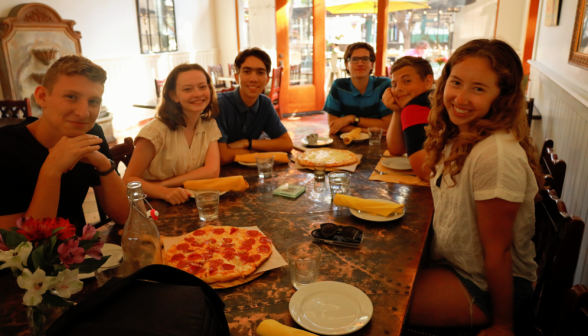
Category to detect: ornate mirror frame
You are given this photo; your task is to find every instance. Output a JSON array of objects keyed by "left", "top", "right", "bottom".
[{"left": 569, "top": 0, "right": 588, "bottom": 70}]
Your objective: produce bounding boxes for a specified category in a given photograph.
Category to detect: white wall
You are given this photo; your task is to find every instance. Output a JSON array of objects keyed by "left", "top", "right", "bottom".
[
  {"left": 214, "top": 0, "right": 239, "bottom": 76},
  {"left": 495, "top": 0, "right": 530, "bottom": 56},
  {"left": 452, "top": 0, "right": 498, "bottom": 52},
  {"left": 248, "top": 0, "right": 277, "bottom": 66}
]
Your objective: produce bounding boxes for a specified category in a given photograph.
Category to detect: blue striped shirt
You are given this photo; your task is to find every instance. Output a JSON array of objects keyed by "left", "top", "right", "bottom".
[{"left": 323, "top": 77, "right": 393, "bottom": 119}]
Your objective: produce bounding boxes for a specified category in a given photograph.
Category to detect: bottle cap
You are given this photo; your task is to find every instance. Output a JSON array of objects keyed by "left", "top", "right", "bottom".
[{"left": 127, "top": 181, "right": 144, "bottom": 201}]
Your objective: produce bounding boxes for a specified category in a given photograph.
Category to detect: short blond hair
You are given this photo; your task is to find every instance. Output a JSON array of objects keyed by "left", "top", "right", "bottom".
[{"left": 43, "top": 55, "right": 107, "bottom": 93}]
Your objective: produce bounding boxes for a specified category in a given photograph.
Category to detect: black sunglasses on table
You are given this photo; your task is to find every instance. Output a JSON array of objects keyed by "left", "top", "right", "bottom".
[{"left": 311, "top": 223, "right": 363, "bottom": 247}]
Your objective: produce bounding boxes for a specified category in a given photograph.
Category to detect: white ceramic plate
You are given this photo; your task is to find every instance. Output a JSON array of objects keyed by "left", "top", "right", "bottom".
[
  {"left": 339, "top": 132, "right": 369, "bottom": 142},
  {"left": 302, "top": 136, "right": 334, "bottom": 147},
  {"left": 188, "top": 190, "right": 228, "bottom": 198},
  {"left": 78, "top": 243, "right": 123, "bottom": 280},
  {"left": 349, "top": 199, "right": 406, "bottom": 222},
  {"left": 289, "top": 281, "right": 373, "bottom": 335},
  {"left": 381, "top": 157, "right": 412, "bottom": 170}
]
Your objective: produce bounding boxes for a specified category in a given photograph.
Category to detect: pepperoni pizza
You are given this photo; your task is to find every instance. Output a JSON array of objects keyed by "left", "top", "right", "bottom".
[{"left": 165, "top": 226, "right": 273, "bottom": 284}]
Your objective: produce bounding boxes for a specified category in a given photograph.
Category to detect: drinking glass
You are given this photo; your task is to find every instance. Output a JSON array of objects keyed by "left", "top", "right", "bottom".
[
  {"left": 287, "top": 242, "right": 321, "bottom": 290},
  {"left": 194, "top": 189, "right": 220, "bottom": 221},
  {"left": 368, "top": 127, "right": 383, "bottom": 146},
  {"left": 328, "top": 171, "right": 350, "bottom": 198},
  {"left": 95, "top": 264, "right": 123, "bottom": 287},
  {"left": 255, "top": 154, "right": 274, "bottom": 179},
  {"left": 314, "top": 161, "right": 326, "bottom": 181}
]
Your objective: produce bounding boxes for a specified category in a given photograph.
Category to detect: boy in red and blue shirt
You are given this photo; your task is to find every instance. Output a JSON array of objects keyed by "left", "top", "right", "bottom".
[{"left": 383, "top": 56, "right": 434, "bottom": 181}]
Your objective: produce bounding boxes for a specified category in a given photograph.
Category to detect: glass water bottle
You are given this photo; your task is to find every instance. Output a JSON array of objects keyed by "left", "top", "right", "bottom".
[{"left": 121, "top": 181, "right": 162, "bottom": 272}]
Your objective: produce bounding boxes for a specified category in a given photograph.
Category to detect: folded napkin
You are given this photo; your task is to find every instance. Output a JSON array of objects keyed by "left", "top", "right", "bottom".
[
  {"left": 369, "top": 151, "right": 429, "bottom": 187},
  {"left": 234, "top": 152, "right": 290, "bottom": 164},
  {"left": 256, "top": 319, "right": 317, "bottom": 336},
  {"left": 183, "top": 176, "right": 249, "bottom": 192},
  {"left": 342, "top": 127, "right": 362, "bottom": 145},
  {"left": 333, "top": 194, "right": 404, "bottom": 217}
]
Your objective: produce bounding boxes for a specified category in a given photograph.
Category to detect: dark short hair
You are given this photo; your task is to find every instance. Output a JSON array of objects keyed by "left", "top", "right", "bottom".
[
  {"left": 157, "top": 63, "right": 218, "bottom": 131},
  {"left": 343, "top": 42, "right": 376, "bottom": 75},
  {"left": 391, "top": 56, "right": 434, "bottom": 81},
  {"left": 43, "top": 55, "right": 106, "bottom": 93},
  {"left": 234, "top": 47, "right": 272, "bottom": 73}
]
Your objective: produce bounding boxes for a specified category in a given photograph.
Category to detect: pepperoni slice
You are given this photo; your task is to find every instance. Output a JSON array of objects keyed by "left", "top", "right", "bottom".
[
  {"left": 246, "top": 230, "right": 260, "bottom": 237},
  {"left": 222, "top": 247, "right": 236, "bottom": 253},
  {"left": 188, "top": 264, "right": 202, "bottom": 274},
  {"left": 221, "top": 264, "right": 235, "bottom": 271},
  {"left": 212, "top": 228, "right": 225, "bottom": 235},
  {"left": 222, "top": 243, "right": 235, "bottom": 248},
  {"left": 243, "top": 238, "right": 256, "bottom": 245},
  {"left": 257, "top": 245, "right": 271, "bottom": 253},
  {"left": 185, "top": 249, "right": 194, "bottom": 253},
  {"left": 176, "top": 243, "right": 189, "bottom": 251},
  {"left": 248, "top": 254, "right": 261, "bottom": 263},
  {"left": 230, "top": 227, "right": 238, "bottom": 234},
  {"left": 209, "top": 259, "right": 224, "bottom": 267},
  {"left": 190, "top": 242, "right": 204, "bottom": 248},
  {"left": 177, "top": 260, "right": 190, "bottom": 268},
  {"left": 202, "top": 253, "right": 213, "bottom": 260},
  {"left": 260, "top": 237, "right": 272, "bottom": 244},
  {"left": 223, "top": 238, "right": 232, "bottom": 244},
  {"left": 187, "top": 253, "right": 204, "bottom": 261},
  {"left": 223, "top": 252, "right": 236, "bottom": 260},
  {"left": 237, "top": 253, "right": 250, "bottom": 262},
  {"left": 206, "top": 246, "right": 219, "bottom": 253},
  {"left": 239, "top": 244, "right": 253, "bottom": 251},
  {"left": 171, "top": 253, "right": 185, "bottom": 262},
  {"left": 204, "top": 239, "right": 217, "bottom": 245},
  {"left": 209, "top": 266, "right": 218, "bottom": 274},
  {"left": 193, "top": 230, "right": 206, "bottom": 236},
  {"left": 184, "top": 237, "right": 195, "bottom": 242}
]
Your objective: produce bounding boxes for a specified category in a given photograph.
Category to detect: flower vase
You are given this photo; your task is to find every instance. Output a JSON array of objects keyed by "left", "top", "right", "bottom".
[
  {"left": 437, "top": 61, "right": 445, "bottom": 66},
  {"left": 27, "top": 304, "right": 67, "bottom": 336}
]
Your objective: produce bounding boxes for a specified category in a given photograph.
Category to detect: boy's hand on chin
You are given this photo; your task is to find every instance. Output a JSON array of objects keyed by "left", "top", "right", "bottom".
[{"left": 382, "top": 88, "right": 401, "bottom": 113}]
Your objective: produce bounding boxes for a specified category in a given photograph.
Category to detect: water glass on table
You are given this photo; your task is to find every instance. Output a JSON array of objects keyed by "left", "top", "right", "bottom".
[
  {"left": 194, "top": 189, "right": 220, "bottom": 221},
  {"left": 255, "top": 154, "right": 274, "bottom": 179},
  {"left": 314, "top": 161, "right": 326, "bottom": 181},
  {"left": 328, "top": 171, "right": 350, "bottom": 198},
  {"left": 287, "top": 242, "right": 321, "bottom": 290},
  {"left": 368, "top": 127, "right": 383, "bottom": 146}
]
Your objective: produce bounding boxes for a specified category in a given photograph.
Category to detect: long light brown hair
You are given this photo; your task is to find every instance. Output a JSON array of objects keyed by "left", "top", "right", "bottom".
[
  {"left": 423, "top": 39, "right": 543, "bottom": 188},
  {"left": 157, "top": 63, "right": 218, "bottom": 131}
]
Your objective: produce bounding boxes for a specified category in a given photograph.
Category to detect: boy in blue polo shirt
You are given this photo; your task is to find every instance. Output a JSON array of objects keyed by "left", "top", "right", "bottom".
[
  {"left": 383, "top": 56, "right": 434, "bottom": 181},
  {"left": 216, "top": 48, "right": 293, "bottom": 165},
  {"left": 324, "top": 42, "right": 393, "bottom": 134}
]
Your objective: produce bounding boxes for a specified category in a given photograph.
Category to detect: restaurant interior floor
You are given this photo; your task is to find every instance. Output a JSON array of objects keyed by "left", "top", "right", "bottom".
[{"left": 82, "top": 112, "right": 330, "bottom": 224}]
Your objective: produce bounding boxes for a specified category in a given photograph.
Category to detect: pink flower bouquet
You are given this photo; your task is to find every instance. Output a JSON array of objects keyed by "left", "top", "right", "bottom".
[{"left": 0, "top": 218, "right": 109, "bottom": 308}]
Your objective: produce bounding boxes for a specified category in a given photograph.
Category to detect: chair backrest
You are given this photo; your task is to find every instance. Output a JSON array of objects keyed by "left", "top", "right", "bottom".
[
  {"left": 227, "top": 63, "right": 237, "bottom": 88},
  {"left": 290, "top": 64, "right": 301, "bottom": 85},
  {"left": 154, "top": 79, "right": 165, "bottom": 98},
  {"left": 554, "top": 284, "right": 588, "bottom": 336},
  {"left": 217, "top": 87, "right": 235, "bottom": 93},
  {"left": 385, "top": 65, "right": 391, "bottom": 78},
  {"left": 0, "top": 98, "right": 31, "bottom": 119},
  {"left": 527, "top": 98, "right": 535, "bottom": 127},
  {"left": 207, "top": 65, "right": 226, "bottom": 89},
  {"left": 110, "top": 137, "right": 135, "bottom": 169},
  {"left": 268, "top": 67, "right": 283, "bottom": 119},
  {"left": 541, "top": 140, "right": 566, "bottom": 197},
  {"left": 532, "top": 188, "right": 585, "bottom": 336}
]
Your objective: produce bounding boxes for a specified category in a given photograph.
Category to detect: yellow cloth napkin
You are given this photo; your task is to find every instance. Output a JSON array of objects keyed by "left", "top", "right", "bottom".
[
  {"left": 333, "top": 194, "right": 404, "bottom": 217},
  {"left": 183, "top": 176, "right": 249, "bottom": 192},
  {"left": 256, "top": 320, "right": 317, "bottom": 336},
  {"left": 368, "top": 151, "right": 430, "bottom": 187},
  {"left": 234, "top": 152, "right": 290, "bottom": 164},
  {"left": 342, "top": 127, "right": 362, "bottom": 145}
]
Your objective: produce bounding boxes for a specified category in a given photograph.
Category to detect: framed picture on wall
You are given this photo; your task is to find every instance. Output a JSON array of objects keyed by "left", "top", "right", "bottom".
[
  {"left": 569, "top": 0, "right": 588, "bottom": 69},
  {"left": 544, "top": 0, "right": 562, "bottom": 26}
]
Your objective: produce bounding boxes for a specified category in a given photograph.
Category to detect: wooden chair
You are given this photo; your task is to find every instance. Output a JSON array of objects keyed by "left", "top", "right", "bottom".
[
  {"left": 207, "top": 65, "right": 227, "bottom": 89},
  {"left": 530, "top": 188, "right": 585, "bottom": 336},
  {"left": 268, "top": 67, "right": 283, "bottom": 119},
  {"left": 217, "top": 87, "right": 235, "bottom": 93},
  {"left": 94, "top": 137, "right": 135, "bottom": 227},
  {"left": 0, "top": 98, "right": 31, "bottom": 128},
  {"left": 290, "top": 64, "right": 301, "bottom": 86},
  {"left": 228, "top": 63, "right": 237, "bottom": 88},
  {"left": 385, "top": 65, "right": 392, "bottom": 78},
  {"left": 154, "top": 79, "right": 165, "bottom": 98},
  {"left": 555, "top": 284, "right": 588, "bottom": 336},
  {"left": 541, "top": 140, "right": 566, "bottom": 197},
  {"left": 526, "top": 98, "right": 541, "bottom": 128}
]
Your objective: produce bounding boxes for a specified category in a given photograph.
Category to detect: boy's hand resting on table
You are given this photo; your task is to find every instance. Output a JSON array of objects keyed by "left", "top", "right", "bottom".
[
  {"left": 382, "top": 88, "right": 402, "bottom": 113},
  {"left": 329, "top": 115, "right": 354, "bottom": 134}
]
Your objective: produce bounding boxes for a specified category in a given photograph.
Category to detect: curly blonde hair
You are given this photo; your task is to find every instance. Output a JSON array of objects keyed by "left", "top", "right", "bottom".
[
  {"left": 157, "top": 63, "right": 219, "bottom": 131},
  {"left": 423, "top": 39, "right": 543, "bottom": 188}
]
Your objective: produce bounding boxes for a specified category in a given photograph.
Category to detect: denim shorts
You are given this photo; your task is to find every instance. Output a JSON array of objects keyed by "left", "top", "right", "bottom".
[{"left": 448, "top": 267, "right": 534, "bottom": 319}]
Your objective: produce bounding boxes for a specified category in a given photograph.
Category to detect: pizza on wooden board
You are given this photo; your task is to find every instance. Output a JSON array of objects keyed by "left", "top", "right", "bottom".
[
  {"left": 297, "top": 148, "right": 358, "bottom": 167},
  {"left": 165, "top": 226, "right": 273, "bottom": 284}
]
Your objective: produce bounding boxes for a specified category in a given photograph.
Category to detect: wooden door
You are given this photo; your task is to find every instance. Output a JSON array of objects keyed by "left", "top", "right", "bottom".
[{"left": 276, "top": 0, "right": 325, "bottom": 114}]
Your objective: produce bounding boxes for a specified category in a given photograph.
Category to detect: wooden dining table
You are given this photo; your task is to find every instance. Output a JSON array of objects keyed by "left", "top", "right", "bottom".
[{"left": 0, "top": 131, "right": 434, "bottom": 336}]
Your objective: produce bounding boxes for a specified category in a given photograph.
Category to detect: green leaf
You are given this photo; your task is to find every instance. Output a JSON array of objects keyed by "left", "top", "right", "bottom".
[
  {"left": 31, "top": 246, "right": 53, "bottom": 274},
  {"left": 41, "top": 292, "right": 74, "bottom": 307},
  {"left": 53, "top": 264, "right": 66, "bottom": 273},
  {"left": 3, "top": 230, "right": 28, "bottom": 249},
  {"left": 70, "top": 255, "right": 111, "bottom": 273},
  {"left": 93, "top": 231, "right": 100, "bottom": 241},
  {"left": 48, "top": 235, "right": 57, "bottom": 255},
  {"left": 77, "top": 240, "right": 94, "bottom": 251},
  {"left": 51, "top": 227, "right": 64, "bottom": 235}
]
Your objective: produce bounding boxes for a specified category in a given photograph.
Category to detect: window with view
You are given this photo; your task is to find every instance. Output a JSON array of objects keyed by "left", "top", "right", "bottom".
[{"left": 136, "top": 0, "right": 178, "bottom": 54}]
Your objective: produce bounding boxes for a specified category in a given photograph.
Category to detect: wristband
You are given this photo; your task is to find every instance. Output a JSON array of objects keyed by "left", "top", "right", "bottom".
[
  {"left": 95, "top": 159, "right": 116, "bottom": 176},
  {"left": 248, "top": 138, "right": 253, "bottom": 150}
]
